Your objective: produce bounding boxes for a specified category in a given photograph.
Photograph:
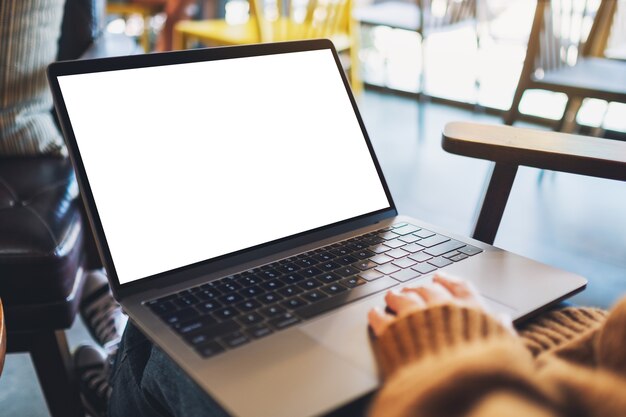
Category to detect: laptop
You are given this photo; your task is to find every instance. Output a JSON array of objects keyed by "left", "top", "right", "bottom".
[{"left": 48, "top": 39, "right": 586, "bottom": 417}]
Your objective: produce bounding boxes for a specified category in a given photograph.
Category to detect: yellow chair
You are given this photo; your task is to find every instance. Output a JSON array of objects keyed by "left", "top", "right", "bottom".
[
  {"left": 106, "top": 1, "right": 164, "bottom": 52},
  {"left": 173, "top": 0, "right": 361, "bottom": 93}
]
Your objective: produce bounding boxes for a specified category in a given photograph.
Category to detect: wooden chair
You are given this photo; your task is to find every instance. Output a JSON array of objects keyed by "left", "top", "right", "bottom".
[
  {"left": 504, "top": 0, "right": 626, "bottom": 132},
  {"left": 173, "top": 0, "right": 361, "bottom": 92},
  {"left": 352, "top": 0, "right": 478, "bottom": 94},
  {"left": 442, "top": 121, "right": 626, "bottom": 245}
]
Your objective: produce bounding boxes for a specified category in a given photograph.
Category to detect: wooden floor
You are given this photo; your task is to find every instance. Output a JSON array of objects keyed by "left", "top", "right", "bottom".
[{"left": 1, "top": 90, "right": 625, "bottom": 416}]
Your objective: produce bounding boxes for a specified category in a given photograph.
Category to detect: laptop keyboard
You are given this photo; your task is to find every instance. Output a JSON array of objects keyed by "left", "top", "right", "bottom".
[{"left": 144, "top": 223, "right": 482, "bottom": 358}]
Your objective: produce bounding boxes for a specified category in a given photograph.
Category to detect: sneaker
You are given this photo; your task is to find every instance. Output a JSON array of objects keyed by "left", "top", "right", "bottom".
[
  {"left": 80, "top": 269, "right": 128, "bottom": 354},
  {"left": 74, "top": 344, "right": 112, "bottom": 417}
]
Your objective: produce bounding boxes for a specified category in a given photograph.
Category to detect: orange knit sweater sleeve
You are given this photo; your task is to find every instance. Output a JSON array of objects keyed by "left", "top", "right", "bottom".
[{"left": 368, "top": 301, "right": 626, "bottom": 417}]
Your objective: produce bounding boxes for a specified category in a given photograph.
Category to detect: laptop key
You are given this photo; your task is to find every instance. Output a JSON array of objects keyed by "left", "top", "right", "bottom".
[
  {"left": 401, "top": 243, "right": 424, "bottom": 253},
  {"left": 390, "top": 269, "right": 421, "bottom": 283},
  {"left": 392, "top": 224, "right": 420, "bottom": 235},
  {"left": 219, "top": 293, "right": 244, "bottom": 305},
  {"left": 353, "top": 249, "right": 375, "bottom": 259},
  {"left": 378, "top": 231, "right": 399, "bottom": 240},
  {"left": 258, "top": 292, "right": 283, "bottom": 304},
  {"left": 194, "top": 319, "right": 240, "bottom": 340},
  {"left": 240, "top": 285, "right": 265, "bottom": 298},
  {"left": 296, "top": 258, "right": 317, "bottom": 268},
  {"left": 416, "top": 234, "right": 450, "bottom": 248},
  {"left": 449, "top": 253, "right": 469, "bottom": 262},
  {"left": 261, "top": 305, "right": 286, "bottom": 317},
  {"left": 370, "top": 245, "right": 390, "bottom": 254},
  {"left": 197, "top": 300, "right": 223, "bottom": 313},
  {"left": 342, "top": 276, "right": 367, "bottom": 288},
  {"left": 363, "top": 236, "right": 384, "bottom": 245},
  {"left": 161, "top": 307, "right": 197, "bottom": 325},
  {"left": 414, "top": 229, "right": 435, "bottom": 239},
  {"left": 358, "top": 269, "right": 383, "bottom": 281},
  {"left": 443, "top": 250, "right": 461, "bottom": 259},
  {"left": 241, "top": 276, "right": 262, "bottom": 286},
  {"left": 278, "top": 263, "right": 300, "bottom": 274},
  {"left": 318, "top": 272, "right": 342, "bottom": 284},
  {"left": 376, "top": 263, "right": 401, "bottom": 275},
  {"left": 458, "top": 245, "right": 483, "bottom": 256},
  {"left": 352, "top": 259, "right": 377, "bottom": 271},
  {"left": 196, "top": 341, "right": 225, "bottom": 358},
  {"left": 319, "top": 261, "right": 341, "bottom": 271},
  {"left": 174, "top": 294, "right": 200, "bottom": 308},
  {"left": 330, "top": 247, "right": 351, "bottom": 257},
  {"left": 295, "top": 276, "right": 397, "bottom": 319},
  {"left": 246, "top": 324, "right": 274, "bottom": 339},
  {"left": 302, "top": 290, "right": 328, "bottom": 302},
  {"left": 213, "top": 306, "right": 241, "bottom": 320},
  {"left": 148, "top": 300, "right": 176, "bottom": 315},
  {"left": 321, "top": 283, "right": 347, "bottom": 295},
  {"left": 261, "top": 270, "right": 281, "bottom": 280},
  {"left": 384, "top": 238, "right": 406, "bottom": 249},
  {"left": 279, "top": 273, "right": 305, "bottom": 285},
  {"left": 392, "top": 257, "right": 416, "bottom": 268},
  {"left": 386, "top": 248, "right": 410, "bottom": 259},
  {"left": 269, "top": 313, "right": 301, "bottom": 329},
  {"left": 281, "top": 297, "right": 307, "bottom": 309},
  {"left": 409, "top": 252, "right": 433, "bottom": 263},
  {"left": 176, "top": 316, "right": 219, "bottom": 335},
  {"left": 412, "top": 263, "right": 437, "bottom": 274},
  {"left": 236, "top": 312, "right": 264, "bottom": 326},
  {"left": 278, "top": 285, "right": 303, "bottom": 297},
  {"left": 236, "top": 299, "right": 262, "bottom": 312},
  {"left": 399, "top": 234, "right": 420, "bottom": 244},
  {"left": 221, "top": 331, "right": 250, "bottom": 348},
  {"left": 301, "top": 267, "right": 323, "bottom": 277},
  {"left": 424, "top": 240, "right": 466, "bottom": 257},
  {"left": 370, "top": 254, "right": 393, "bottom": 264},
  {"left": 299, "top": 278, "right": 323, "bottom": 290},
  {"left": 196, "top": 288, "right": 222, "bottom": 300},
  {"left": 260, "top": 279, "right": 285, "bottom": 291},
  {"left": 427, "top": 257, "right": 453, "bottom": 268},
  {"left": 312, "top": 252, "right": 336, "bottom": 263},
  {"left": 336, "top": 255, "right": 358, "bottom": 265},
  {"left": 335, "top": 266, "right": 360, "bottom": 277},
  {"left": 216, "top": 282, "right": 241, "bottom": 293},
  {"left": 186, "top": 332, "right": 211, "bottom": 346}
]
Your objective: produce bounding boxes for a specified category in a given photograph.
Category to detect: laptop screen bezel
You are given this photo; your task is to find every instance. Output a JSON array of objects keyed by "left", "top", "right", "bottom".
[{"left": 48, "top": 39, "right": 397, "bottom": 300}]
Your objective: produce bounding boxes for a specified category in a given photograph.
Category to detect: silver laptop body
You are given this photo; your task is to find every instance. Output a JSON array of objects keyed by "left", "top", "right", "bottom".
[{"left": 48, "top": 40, "right": 586, "bottom": 417}]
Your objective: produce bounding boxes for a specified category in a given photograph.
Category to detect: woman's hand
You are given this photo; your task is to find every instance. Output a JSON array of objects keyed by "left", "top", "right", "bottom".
[{"left": 368, "top": 273, "right": 511, "bottom": 337}]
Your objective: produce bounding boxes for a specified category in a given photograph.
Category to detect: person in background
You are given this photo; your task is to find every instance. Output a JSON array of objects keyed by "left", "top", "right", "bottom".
[{"left": 127, "top": 0, "right": 216, "bottom": 51}]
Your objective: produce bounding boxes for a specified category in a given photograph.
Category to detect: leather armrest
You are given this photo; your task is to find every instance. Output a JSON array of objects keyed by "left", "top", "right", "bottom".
[{"left": 442, "top": 122, "right": 626, "bottom": 182}]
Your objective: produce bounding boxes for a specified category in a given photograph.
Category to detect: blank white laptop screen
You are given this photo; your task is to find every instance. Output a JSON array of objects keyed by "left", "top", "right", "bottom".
[{"left": 58, "top": 49, "right": 391, "bottom": 285}]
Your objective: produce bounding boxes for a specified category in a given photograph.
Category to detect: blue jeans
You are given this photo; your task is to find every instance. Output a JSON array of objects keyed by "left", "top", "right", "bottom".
[{"left": 108, "top": 322, "right": 230, "bottom": 417}]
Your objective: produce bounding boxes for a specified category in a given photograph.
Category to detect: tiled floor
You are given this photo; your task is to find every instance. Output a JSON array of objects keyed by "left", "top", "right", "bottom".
[{"left": 1, "top": 90, "right": 625, "bottom": 416}]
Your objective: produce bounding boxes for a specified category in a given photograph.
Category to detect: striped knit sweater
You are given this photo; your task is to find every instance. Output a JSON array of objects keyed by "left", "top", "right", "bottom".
[
  {"left": 0, "top": 0, "right": 67, "bottom": 156},
  {"left": 369, "top": 299, "right": 626, "bottom": 417}
]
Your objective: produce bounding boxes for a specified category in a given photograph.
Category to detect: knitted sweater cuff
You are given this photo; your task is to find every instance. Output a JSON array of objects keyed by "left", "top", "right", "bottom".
[
  {"left": 373, "top": 304, "right": 512, "bottom": 379},
  {"left": 519, "top": 306, "right": 607, "bottom": 356}
]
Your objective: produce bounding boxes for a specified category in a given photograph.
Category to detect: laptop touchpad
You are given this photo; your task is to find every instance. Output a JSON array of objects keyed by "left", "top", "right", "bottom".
[{"left": 200, "top": 329, "right": 377, "bottom": 417}]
